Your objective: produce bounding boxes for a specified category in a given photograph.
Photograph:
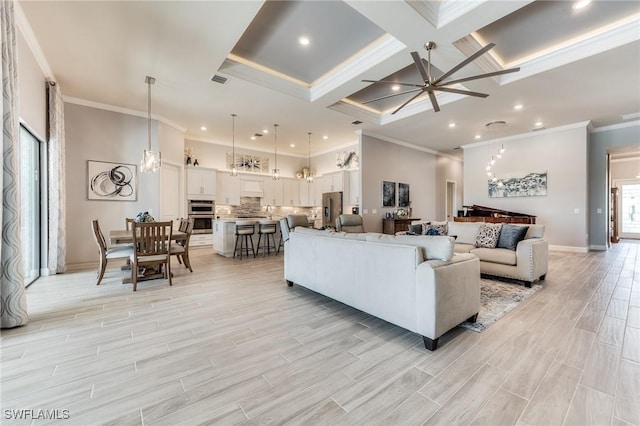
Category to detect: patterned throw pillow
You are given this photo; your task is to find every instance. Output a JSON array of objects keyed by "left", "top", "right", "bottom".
[
  {"left": 408, "top": 223, "right": 424, "bottom": 235},
  {"left": 425, "top": 223, "right": 447, "bottom": 236},
  {"left": 475, "top": 223, "right": 503, "bottom": 248}
]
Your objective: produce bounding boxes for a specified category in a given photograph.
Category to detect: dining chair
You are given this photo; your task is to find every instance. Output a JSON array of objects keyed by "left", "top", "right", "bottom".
[
  {"left": 125, "top": 217, "right": 135, "bottom": 231},
  {"left": 91, "top": 219, "right": 133, "bottom": 285},
  {"left": 171, "top": 217, "right": 194, "bottom": 272},
  {"left": 130, "top": 221, "right": 173, "bottom": 291}
]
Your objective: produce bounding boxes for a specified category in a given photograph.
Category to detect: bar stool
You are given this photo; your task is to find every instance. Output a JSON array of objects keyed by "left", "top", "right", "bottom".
[
  {"left": 256, "top": 219, "right": 278, "bottom": 257},
  {"left": 234, "top": 220, "right": 256, "bottom": 259}
]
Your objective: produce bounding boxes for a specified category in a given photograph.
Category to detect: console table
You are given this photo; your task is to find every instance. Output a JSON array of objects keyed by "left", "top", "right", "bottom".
[{"left": 383, "top": 218, "right": 421, "bottom": 235}]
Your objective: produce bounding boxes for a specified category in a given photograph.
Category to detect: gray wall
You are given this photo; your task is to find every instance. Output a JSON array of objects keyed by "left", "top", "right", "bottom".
[
  {"left": 17, "top": 31, "right": 46, "bottom": 139},
  {"left": 65, "top": 103, "right": 166, "bottom": 265},
  {"left": 360, "top": 134, "right": 437, "bottom": 233},
  {"left": 464, "top": 123, "right": 589, "bottom": 250},
  {"left": 590, "top": 122, "right": 640, "bottom": 248},
  {"left": 435, "top": 156, "right": 464, "bottom": 221},
  {"left": 312, "top": 143, "right": 359, "bottom": 175}
]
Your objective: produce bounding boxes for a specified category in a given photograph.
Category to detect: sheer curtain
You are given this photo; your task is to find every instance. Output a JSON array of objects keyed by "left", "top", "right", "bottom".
[
  {"left": 1, "top": 0, "right": 28, "bottom": 328},
  {"left": 47, "top": 81, "right": 66, "bottom": 274}
]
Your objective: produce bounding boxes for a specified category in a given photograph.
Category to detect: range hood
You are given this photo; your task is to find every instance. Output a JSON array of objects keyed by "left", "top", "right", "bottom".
[{"left": 240, "top": 179, "right": 264, "bottom": 197}]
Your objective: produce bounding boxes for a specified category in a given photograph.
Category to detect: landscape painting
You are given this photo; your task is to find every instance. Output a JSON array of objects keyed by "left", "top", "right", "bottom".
[{"left": 489, "top": 171, "right": 547, "bottom": 198}]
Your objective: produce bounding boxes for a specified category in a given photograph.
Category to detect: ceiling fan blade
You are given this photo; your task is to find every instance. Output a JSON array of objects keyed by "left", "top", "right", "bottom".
[
  {"left": 427, "top": 90, "right": 440, "bottom": 112},
  {"left": 361, "top": 79, "right": 422, "bottom": 88},
  {"left": 433, "top": 86, "right": 489, "bottom": 98},
  {"left": 411, "top": 51, "right": 429, "bottom": 82},
  {"left": 361, "top": 88, "right": 422, "bottom": 105},
  {"left": 392, "top": 89, "right": 426, "bottom": 115},
  {"left": 438, "top": 67, "right": 521, "bottom": 87},
  {"left": 433, "top": 42, "right": 496, "bottom": 85}
]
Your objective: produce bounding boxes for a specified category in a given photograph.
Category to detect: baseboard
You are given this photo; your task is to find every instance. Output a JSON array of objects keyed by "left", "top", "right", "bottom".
[
  {"left": 589, "top": 245, "right": 608, "bottom": 251},
  {"left": 65, "top": 261, "right": 97, "bottom": 272},
  {"left": 549, "top": 245, "right": 589, "bottom": 253}
]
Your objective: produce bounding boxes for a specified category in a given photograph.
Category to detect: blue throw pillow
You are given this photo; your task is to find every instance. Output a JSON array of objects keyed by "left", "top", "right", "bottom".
[
  {"left": 426, "top": 228, "right": 440, "bottom": 236},
  {"left": 497, "top": 224, "right": 529, "bottom": 250}
]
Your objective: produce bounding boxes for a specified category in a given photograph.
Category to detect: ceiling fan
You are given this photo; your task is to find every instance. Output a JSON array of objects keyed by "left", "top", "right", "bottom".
[{"left": 362, "top": 42, "right": 520, "bottom": 114}]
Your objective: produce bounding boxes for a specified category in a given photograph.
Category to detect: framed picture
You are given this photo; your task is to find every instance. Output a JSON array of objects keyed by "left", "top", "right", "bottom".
[
  {"left": 87, "top": 160, "right": 137, "bottom": 201},
  {"left": 398, "top": 183, "right": 410, "bottom": 207},
  {"left": 382, "top": 181, "right": 396, "bottom": 207},
  {"left": 488, "top": 171, "right": 547, "bottom": 198}
]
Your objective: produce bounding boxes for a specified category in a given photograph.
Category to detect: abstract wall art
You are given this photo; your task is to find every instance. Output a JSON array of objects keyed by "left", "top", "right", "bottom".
[
  {"left": 87, "top": 160, "right": 137, "bottom": 201},
  {"left": 488, "top": 171, "right": 547, "bottom": 198}
]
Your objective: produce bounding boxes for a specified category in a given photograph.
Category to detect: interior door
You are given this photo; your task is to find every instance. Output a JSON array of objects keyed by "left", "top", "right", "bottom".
[{"left": 160, "top": 163, "right": 181, "bottom": 224}]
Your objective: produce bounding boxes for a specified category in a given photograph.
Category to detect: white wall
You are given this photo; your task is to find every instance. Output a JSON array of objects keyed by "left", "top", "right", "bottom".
[
  {"left": 360, "top": 133, "right": 437, "bottom": 233},
  {"left": 463, "top": 123, "right": 589, "bottom": 250},
  {"left": 158, "top": 122, "right": 185, "bottom": 165},
  {"left": 611, "top": 156, "right": 640, "bottom": 182},
  {"left": 65, "top": 103, "right": 163, "bottom": 265},
  {"left": 312, "top": 143, "right": 359, "bottom": 176}
]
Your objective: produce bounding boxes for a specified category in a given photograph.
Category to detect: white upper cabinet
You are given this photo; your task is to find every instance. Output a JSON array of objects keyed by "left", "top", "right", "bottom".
[
  {"left": 216, "top": 171, "right": 240, "bottom": 205},
  {"left": 321, "top": 171, "right": 350, "bottom": 202},
  {"left": 261, "top": 177, "right": 284, "bottom": 206},
  {"left": 282, "top": 178, "right": 300, "bottom": 206},
  {"left": 349, "top": 170, "right": 360, "bottom": 205},
  {"left": 187, "top": 167, "right": 216, "bottom": 200}
]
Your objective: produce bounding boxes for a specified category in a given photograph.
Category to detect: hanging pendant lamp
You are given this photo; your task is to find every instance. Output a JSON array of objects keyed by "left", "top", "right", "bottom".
[
  {"left": 306, "top": 132, "right": 313, "bottom": 183},
  {"left": 230, "top": 114, "right": 238, "bottom": 177},
  {"left": 272, "top": 124, "right": 280, "bottom": 180},
  {"left": 140, "top": 76, "right": 161, "bottom": 173}
]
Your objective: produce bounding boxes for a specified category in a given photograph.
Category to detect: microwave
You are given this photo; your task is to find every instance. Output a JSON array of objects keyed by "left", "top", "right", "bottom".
[{"left": 188, "top": 199, "right": 214, "bottom": 215}]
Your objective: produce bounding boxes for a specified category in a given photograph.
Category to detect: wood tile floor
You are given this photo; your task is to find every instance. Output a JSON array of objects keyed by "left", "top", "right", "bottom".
[{"left": 1, "top": 242, "right": 639, "bottom": 425}]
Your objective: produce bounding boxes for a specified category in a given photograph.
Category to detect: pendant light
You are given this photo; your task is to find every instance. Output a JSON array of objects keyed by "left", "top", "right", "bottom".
[
  {"left": 306, "top": 132, "right": 314, "bottom": 183},
  {"left": 272, "top": 124, "right": 280, "bottom": 180},
  {"left": 140, "top": 76, "right": 161, "bottom": 173},
  {"left": 230, "top": 114, "right": 238, "bottom": 177}
]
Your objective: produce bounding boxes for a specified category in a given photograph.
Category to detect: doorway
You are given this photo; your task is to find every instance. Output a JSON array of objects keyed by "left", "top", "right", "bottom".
[
  {"left": 445, "top": 181, "right": 456, "bottom": 221},
  {"left": 19, "top": 126, "right": 43, "bottom": 286},
  {"left": 618, "top": 181, "right": 640, "bottom": 239}
]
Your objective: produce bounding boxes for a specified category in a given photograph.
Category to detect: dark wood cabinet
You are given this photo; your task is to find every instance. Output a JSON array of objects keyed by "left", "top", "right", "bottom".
[{"left": 383, "top": 218, "right": 421, "bottom": 235}]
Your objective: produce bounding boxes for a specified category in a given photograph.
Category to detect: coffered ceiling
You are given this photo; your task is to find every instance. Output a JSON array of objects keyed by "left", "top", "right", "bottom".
[{"left": 18, "top": 0, "right": 640, "bottom": 157}]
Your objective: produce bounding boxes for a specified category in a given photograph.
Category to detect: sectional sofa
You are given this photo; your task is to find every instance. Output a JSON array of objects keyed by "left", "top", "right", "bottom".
[
  {"left": 412, "top": 221, "right": 548, "bottom": 288},
  {"left": 283, "top": 227, "right": 480, "bottom": 350}
]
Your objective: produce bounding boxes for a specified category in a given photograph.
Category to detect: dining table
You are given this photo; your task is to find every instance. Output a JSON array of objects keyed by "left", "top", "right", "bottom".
[{"left": 108, "top": 229, "right": 188, "bottom": 284}]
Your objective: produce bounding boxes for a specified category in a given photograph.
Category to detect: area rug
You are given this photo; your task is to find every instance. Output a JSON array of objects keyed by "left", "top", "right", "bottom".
[{"left": 460, "top": 278, "right": 542, "bottom": 332}]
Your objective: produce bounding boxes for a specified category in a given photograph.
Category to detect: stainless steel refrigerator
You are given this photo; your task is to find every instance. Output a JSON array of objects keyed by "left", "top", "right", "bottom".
[{"left": 322, "top": 191, "right": 343, "bottom": 228}]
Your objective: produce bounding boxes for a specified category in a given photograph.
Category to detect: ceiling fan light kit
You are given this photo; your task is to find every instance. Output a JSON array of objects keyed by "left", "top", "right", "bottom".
[{"left": 362, "top": 42, "right": 520, "bottom": 114}]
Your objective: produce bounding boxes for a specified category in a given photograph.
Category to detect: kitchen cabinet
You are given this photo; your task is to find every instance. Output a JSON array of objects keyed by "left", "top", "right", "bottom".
[
  {"left": 261, "top": 177, "right": 284, "bottom": 206},
  {"left": 299, "top": 180, "right": 318, "bottom": 206},
  {"left": 349, "top": 170, "right": 360, "bottom": 205},
  {"left": 186, "top": 167, "right": 216, "bottom": 200},
  {"left": 322, "top": 171, "right": 350, "bottom": 202},
  {"left": 216, "top": 171, "right": 240, "bottom": 205},
  {"left": 383, "top": 218, "right": 421, "bottom": 235},
  {"left": 282, "top": 178, "right": 300, "bottom": 206}
]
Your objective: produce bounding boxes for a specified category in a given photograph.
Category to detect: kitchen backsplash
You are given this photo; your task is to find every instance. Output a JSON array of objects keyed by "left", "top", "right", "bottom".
[{"left": 216, "top": 197, "right": 319, "bottom": 219}]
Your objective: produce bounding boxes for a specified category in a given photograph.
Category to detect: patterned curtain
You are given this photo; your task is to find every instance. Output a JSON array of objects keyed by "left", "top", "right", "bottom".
[
  {"left": 1, "top": 0, "right": 28, "bottom": 328},
  {"left": 47, "top": 81, "right": 66, "bottom": 274}
]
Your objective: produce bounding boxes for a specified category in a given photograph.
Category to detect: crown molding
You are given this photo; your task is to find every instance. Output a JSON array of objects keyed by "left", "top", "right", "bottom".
[
  {"left": 592, "top": 119, "right": 640, "bottom": 133},
  {"left": 461, "top": 120, "right": 591, "bottom": 149},
  {"left": 63, "top": 96, "right": 186, "bottom": 133}
]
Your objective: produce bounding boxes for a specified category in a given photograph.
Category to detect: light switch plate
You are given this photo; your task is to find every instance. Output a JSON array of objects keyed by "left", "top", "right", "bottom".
[
  {"left": 372, "top": 209, "right": 377, "bottom": 214},
  {"left": 597, "top": 208, "right": 602, "bottom": 214},
  {"left": 363, "top": 209, "right": 369, "bottom": 215},
  {"left": 574, "top": 208, "right": 580, "bottom": 214}
]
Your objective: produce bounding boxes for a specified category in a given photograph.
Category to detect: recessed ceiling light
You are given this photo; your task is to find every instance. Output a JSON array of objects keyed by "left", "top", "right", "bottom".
[
  {"left": 514, "top": 104, "right": 523, "bottom": 110},
  {"left": 262, "top": 129, "right": 268, "bottom": 134},
  {"left": 323, "top": 135, "right": 328, "bottom": 140},
  {"left": 449, "top": 123, "right": 456, "bottom": 128},
  {"left": 298, "top": 36, "right": 310, "bottom": 46},
  {"left": 200, "top": 126, "right": 207, "bottom": 131},
  {"left": 391, "top": 85, "right": 400, "bottom": 91},
  {"left": 250, "top": 136, "right": 256, "bottom": 140},
  {"left": 290, "top": 144, "right": 295, "bottom": 148},
  {"left": 535, "top": 121, "right": 543, "bottom": 127},
  {"left": 573, "top": 0, "right": 591, "bottom": 10},
  {"left": 475, "top": 135, "right": 481, "bottom": 139}
]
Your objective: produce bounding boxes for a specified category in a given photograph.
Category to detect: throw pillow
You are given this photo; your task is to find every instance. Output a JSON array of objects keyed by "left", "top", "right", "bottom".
[
  {"left": 475, "top": 223, "right": 503, "bottom": 248},
  {"left": 497, "top": 224, "right": 529, "bottom": 250},
  {"left": 409, "top": 223, "right": 424, "bottom": 235},
  {"left": 424, "top": 223, "right": 447, "bottom": 236}
]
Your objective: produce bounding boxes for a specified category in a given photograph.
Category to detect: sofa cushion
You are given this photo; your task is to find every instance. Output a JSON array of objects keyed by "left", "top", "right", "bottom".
[
  {"left": 497, "top": 224, "right": 529, "bottom": 250},
  {"left": 475, "top": 223, "right": 503, "bottom": 248},
  {"left": 524, "top": 224, "right": 544, "bottom": 239},
  {"left": 394, "top": 235, "right": 454, "bottom": 261},
  {"left": 470, "top": 247, "right": 517, "bottom": 266},
  {"left": 447, "top": 222, "right": 483, "bottom": 245},
  {"left": 454, "top": 243, "right": 475, "bottom": 254},
  {"left": 409, "top": 223, "right": 424, "bottom": 234}
]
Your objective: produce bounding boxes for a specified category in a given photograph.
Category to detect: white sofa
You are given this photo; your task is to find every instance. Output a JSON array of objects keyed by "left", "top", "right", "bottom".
[
  {"left": 284, "top": 228, "right": 480, "bottom": 350},
  {"left": 414, "top": 221, "right": 548, "bottom": 288}
]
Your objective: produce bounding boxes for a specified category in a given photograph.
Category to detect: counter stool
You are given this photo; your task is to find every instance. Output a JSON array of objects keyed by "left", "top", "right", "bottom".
[
  {"left": 234, "top": 220, "right": 256, "bottom": 259},
  {"left": 256, "top": 219, "right": 278, "bottom": 257}
]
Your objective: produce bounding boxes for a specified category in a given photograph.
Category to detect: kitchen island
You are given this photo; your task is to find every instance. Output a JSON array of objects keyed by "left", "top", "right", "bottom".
[{"left": 213, "top": 217, "right": 282, "bottom": 257}]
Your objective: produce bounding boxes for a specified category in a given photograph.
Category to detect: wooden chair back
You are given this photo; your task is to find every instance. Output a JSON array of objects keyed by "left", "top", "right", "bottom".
[
  {"left": 131, "top": 221, "right": 172, "bottom": 258},
  {"left": 125, "top": 217, "right": 135, "bottom": 231},
  {"left": 92, "top": 219, "right": 107, "bottom": 256}
]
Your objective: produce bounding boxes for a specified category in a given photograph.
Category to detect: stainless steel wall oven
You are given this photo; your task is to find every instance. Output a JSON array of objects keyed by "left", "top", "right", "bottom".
[{"left": 188, "top": 199, "right": 214, "bottom": 234}]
